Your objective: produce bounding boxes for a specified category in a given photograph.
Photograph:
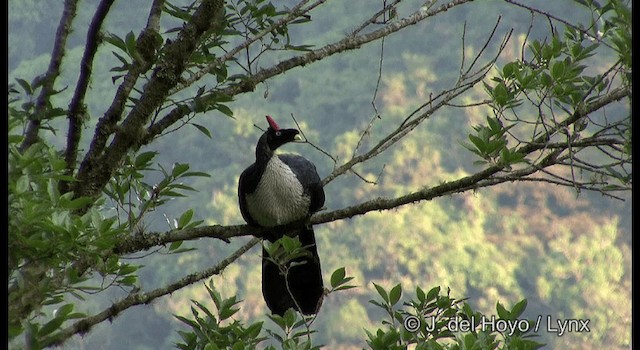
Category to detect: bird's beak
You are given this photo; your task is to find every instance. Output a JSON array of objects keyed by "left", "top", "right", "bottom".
[{"left": 294, "top": 133, "right": 304, "bottom": 142}]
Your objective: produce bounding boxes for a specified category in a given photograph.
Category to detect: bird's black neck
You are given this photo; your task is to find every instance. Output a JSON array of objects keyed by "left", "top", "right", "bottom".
[{"left": 255, "top": 133, "right": 274, "bottom": 167}]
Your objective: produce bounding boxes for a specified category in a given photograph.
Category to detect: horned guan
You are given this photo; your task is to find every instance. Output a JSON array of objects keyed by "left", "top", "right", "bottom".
[{"left": 238, "top": 116, "right": 325, "bottom": 316}]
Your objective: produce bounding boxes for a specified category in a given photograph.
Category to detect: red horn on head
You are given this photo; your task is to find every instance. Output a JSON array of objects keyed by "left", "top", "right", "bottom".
[{"left": 266, "top": 115, "right": 280, "bottom": 130}]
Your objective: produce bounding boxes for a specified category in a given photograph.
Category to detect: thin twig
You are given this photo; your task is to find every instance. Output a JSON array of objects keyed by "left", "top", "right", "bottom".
[
  {"left": 503, "top": 0, "right": 615, "bottom": 51},
  {"left": 290, "top": 113, "right": 337, "bottom": 164},
  {"left": 350, "top": 0, "right": 403, "bottom": 37},
  {"left": 352, "top": 31, "right": 386, "bottom": 159},
  {"left": 291, "top": 114, "right": 376, "bottom": 184}
]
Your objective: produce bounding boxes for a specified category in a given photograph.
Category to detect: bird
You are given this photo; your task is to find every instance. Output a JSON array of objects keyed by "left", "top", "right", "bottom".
[{"left": 238, "top": 115, "right": 325, "bottom": 316}]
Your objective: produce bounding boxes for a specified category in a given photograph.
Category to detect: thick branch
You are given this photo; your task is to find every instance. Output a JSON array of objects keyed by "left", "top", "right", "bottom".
[
  {"left": 63, "top": 0, "right": 164, "bottom": 194},
  {"left": 62, "top": 0, "right": 116, "bottom": 193}
]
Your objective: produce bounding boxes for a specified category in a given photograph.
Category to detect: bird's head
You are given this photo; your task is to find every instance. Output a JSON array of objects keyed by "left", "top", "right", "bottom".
[{"left": 263, "top": 115, "right": 302, "bottom": 151}]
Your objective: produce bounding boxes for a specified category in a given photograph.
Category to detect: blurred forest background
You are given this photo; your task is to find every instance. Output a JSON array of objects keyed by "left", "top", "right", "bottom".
[{"left": 8, "top": 0, "right": 631, "bottom": 349}]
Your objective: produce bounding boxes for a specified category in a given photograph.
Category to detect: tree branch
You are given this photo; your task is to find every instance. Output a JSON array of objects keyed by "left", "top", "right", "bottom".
[
  {"left": 112, "top": 85, "right": 631, "bottom": 255},
  {"left": 62, "top": 0, "right": 116, "bottom": 193},
  {"left": 19, "top": 0, "right": 79, "bottom": 153},
  {"left": 141, "top": 0, "right": 476, "bottom": 146},
  {"left": 170, "top": 0, "right": 327, "bottom": 94},
  {"left": 504, "top": 0, "right": 616, "bottom": 51},
  {"left": 41, "top": 238, "right": 260, "bottom": 348},
  {"left": 74, "top": 0, "right": 224, "bottom": 201}
]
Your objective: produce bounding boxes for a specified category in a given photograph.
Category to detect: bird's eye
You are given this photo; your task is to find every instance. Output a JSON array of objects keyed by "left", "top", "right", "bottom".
[{"left": 275, "top": 131, "right": 281, "bottom": 136}]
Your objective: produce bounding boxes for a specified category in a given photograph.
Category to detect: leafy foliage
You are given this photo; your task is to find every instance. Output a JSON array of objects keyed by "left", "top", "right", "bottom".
[
  {"left": 364, "top": 284, "right": 544, "bottom": 350},
  {"left": 8, "top": 82, "right": 210, "bottom": 346},
  {"left": 175, "top": 281, "right": 545, "bottom": 350},
  {"left": 174, "top": 280, "right": 266, "bottom": 350}
]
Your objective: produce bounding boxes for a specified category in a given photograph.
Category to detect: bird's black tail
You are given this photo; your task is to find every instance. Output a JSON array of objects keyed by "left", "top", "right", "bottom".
[{"left": 262, "top": 226, "right": 324, "bottom": 316}]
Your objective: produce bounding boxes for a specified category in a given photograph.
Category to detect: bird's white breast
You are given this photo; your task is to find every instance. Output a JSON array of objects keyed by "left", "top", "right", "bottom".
[{"left": 245, "top": 156, "right": 310, "bottom": 227}]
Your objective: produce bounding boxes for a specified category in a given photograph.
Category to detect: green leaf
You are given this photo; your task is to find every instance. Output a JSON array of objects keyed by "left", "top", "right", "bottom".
[
  {"left": 163, "top": 2, "right": 193, "bottom": 21},
  {"left": 125, "top": 31, "right": 137, "bottom": 56},
  {"left": 9, "top": 134, "right": 24, "bottom": 144},
  {"left": 174, "top": 314, "right": 199, "bottom": 329},
  {"left": 65, "top": 196, "right": 94, "bottom": 210},
  {"left": 104, "top": 33, "right": 127, "bottom": 51},
  {"left": 118, "top": 264, "right": 138, "bottom": 277},
  {"left": 213, "top": 65, "right": 228, "bottom": 83},
  {"left": 15, "top": 78, "right": 32, "bottom": 95},
  {"left": 389, "top": 283, "right": 402, "bottom": 306},
  {"left": 426, "top": 286, "right": 440, "bottom": 302},
  {"left": 204, "top": 343, "right": 219, "bottom": 350},
  {"left": 192, "top": 123, "right": 212, "bottom": 138},
  {"left": 219, "top": 304, "right": 240, "bottom": 321},
  {"left": 464, "top": 332, "right": 478, "bottom": 348},
  {"left": 493, "top": 82, "right": 510, "bottom": 106},
  {"left": 551, "top": 60, "right": 566, "bottom": 79},
  {"left": 16, "top": 175, "right": 30, "bottom": 194},
  {"left": 330, "top": 267, "right": 346, "bottom": 288},
  {"left": 416, "top": 286, "right": 426, "bottom": 303},
  {"left": 373, "top": 282, "right": 389, "bottom": 304},
  {"left": 171, "top": 163, "right": 190, "bottom": 178},
  {"left": 502, "top": 62, "right": 519, "bottom": 78},
  {"left": 283, "top": 308, "right": 297, "bottom": 327},
  {"left": 47, "top": 178, "right": 60, "bottom": 202},
  {"left": 178, "top": 209, "right": 194, "bottom": 229},
  {"left": 245, "top": 321, "right": 263, "bottom": 339},
  {"left": 182, "top": 171, "right": 211, "bottom": 178},
  {"left": 118, "top": 275, "right": 137, "bottom": 285},
  {"left": 216, "top": 104, "right": 234, "bottom": 118},
  {"left": 8, "top": 323, "right": 23, "bottom": 340},
  {"left": 112, "top": 50, "right": 130, "bottom": 66},
  {"left": 38, "top": 317, "right": 65, "bottom": 337},
  {"left": 468, "top": 134, "right": 487, "bottom": 154},
  {"left": 267, "top": 313, "right": 287, "bottom": 331},
  {"left": 510, "top": 299, "right": 528, "bottom": 318},
  {"left": 496, "top": 301, "right": 510, "bottom": 320},
  {"left": 169, "top": 240, "right": 183, "bottom": 251},
  {"left": 284, "top": 44, "right": 315, "bottom": 51},
  {"left": 334, "top": 284, "right": 357, "bottom": 291},
  {"left": 54, "top": 304, "right": 74, "bottom": 319},
  {"left": 135, "top": 151, "right": 158, "bottom": 168}
]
